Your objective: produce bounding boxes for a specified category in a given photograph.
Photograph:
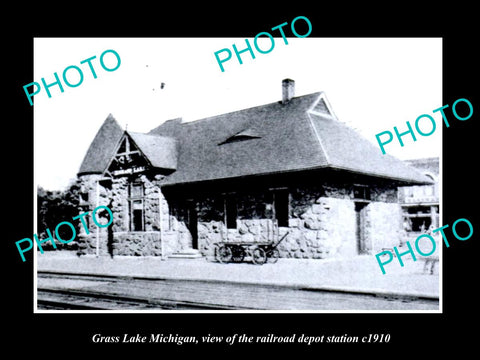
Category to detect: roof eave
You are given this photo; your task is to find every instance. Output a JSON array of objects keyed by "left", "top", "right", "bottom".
[
  {"left": 77, "top": 170, "right": 104, "bottom": 177},
  {"left": 325, "top": 165, "right": 435, "bottom": 186},
  {"left": 159, "top": 164, "right": 433, "bottom": 188}
]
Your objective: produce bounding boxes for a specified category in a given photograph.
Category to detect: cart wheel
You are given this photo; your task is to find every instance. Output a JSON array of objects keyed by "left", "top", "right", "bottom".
[
  {"left": 217, "top": 245, "right": 232, "bottom": 264},
  {"left": 267, "top": 248, "right": 280, "bottom": 264},
  {"left": 252, "top": 247, "right": 267, "bottom": 265},
  {"left": 231, "top": 245, "right": 246, "bottom": 263}
]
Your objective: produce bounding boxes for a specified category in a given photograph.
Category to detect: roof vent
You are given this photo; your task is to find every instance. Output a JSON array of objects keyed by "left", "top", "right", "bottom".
[
  {"left": 219, "top": 128, "right": 262, "bottom": 145},
  {"left": 311, "top": 98, "right": 331, "bottom": 116}
]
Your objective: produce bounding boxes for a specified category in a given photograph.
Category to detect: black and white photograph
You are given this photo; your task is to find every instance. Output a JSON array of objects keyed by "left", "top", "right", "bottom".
[{"left": 33, "top": 37, "right": 441, "bottom": 312}]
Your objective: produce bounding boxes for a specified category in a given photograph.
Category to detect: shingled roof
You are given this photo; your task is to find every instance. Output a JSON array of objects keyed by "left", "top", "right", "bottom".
[
  {"left": 128, "top": 132, "right": 177, "bottom": 170},
  {"left": 149, "top": 92, "right": 431, "bottom": 186},
  {"left": 78, "top": 114, "right": 124, "bottom": 175},
  {"left": 78, "top": 90, "right": 432, "bottom": 186}
]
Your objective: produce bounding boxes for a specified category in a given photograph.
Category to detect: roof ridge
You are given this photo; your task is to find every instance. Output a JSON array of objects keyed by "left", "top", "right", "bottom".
[{"left": 176, "top": 91, "right": 323, "bottom": 127}]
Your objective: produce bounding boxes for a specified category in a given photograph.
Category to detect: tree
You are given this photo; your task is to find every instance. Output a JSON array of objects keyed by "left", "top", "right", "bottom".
[{"left": 37, "top": 180, "right": 80, "bottom": 250}]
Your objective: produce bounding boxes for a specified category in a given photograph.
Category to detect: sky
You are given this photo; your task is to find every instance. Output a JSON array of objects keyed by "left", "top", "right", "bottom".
[{"left": 34, "top": 37, "right": 442, "bottom": 191}]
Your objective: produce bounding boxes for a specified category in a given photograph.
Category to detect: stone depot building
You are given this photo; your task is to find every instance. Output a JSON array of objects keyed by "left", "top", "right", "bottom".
[{"left": 75, "top": 79, "right": 431, "bottom": 260}]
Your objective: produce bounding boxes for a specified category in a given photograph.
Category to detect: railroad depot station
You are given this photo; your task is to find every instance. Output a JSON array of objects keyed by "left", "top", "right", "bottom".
[{"left": 75, "top": 79, "right": 435, "bottom": 261}]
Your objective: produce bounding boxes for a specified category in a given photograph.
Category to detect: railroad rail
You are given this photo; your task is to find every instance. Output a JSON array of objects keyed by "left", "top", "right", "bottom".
[{"left": 37, "top": 288, "right": 245, "bottom": 310}]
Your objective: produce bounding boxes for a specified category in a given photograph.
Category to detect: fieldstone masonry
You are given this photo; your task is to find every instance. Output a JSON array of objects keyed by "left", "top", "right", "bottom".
[
  {"left": 77, "top": 174, "right": 110, "bottom": 255},
  {"left": 113, "top": 232, "right": 162, "bottom": 256},
  {"left": 363, "top": 202, "right": 403, "bottom": 251},
  {"left": 193, "top": 182, "right": 401, "bottom": 259},
  {"left": 76, "top": 173, "right": 403, "bottom": 260},
  {"left": 77, "top": 173, "right": 166, "bottom": 256}
]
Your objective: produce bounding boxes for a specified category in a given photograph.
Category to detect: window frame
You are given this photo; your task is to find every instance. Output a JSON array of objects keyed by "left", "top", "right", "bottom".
[
  {"left": 128, "top": 181, "right": 145, "bottom": 231},
  {"left": 353, "top": 185, "right": 371, "bottom": 201}
]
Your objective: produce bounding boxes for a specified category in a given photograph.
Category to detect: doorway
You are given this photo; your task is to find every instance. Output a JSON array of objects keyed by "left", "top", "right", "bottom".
[
  {"left": 355, "top": 201, "right": 368, "bottom": 254},
  {"left": 186, "top": 201, "right": 198, "bottom": 250}
]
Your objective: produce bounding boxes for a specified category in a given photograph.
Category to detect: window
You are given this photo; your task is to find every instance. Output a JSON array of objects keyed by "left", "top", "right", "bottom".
[
  {"left": 129, "top": 182, "right": 144, "bottom": 231},
  {"left": 131, "top": 200, "right": 143, "bottom": 231},
  {"left": 274, "top": 190, "right": 289, "bottom": 227},
  {"left": 225, "top": 196, "right": 237, "bottom": 229},
  {"left": 353, "top": 185, "right": 371, "bottom": 200},
  {"left": 411, "top": 217, "right": 432, "bottom": 232}
]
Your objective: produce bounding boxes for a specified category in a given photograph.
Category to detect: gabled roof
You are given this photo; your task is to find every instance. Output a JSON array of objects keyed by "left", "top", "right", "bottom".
[
  {"left": 79, "top": 92, "right": 432, "bottom": 186},
  {"left": 149, "top": 92, "right": 431, "bottom": 186},
  {"left": 307, "top": 111, "right": 429, "bottom": 182},
  {"left": 149, "top": 93, "right": 329, "bottom": 185},
  {"left": 78, "top": 124, "right": 177, "bottom": 175}
]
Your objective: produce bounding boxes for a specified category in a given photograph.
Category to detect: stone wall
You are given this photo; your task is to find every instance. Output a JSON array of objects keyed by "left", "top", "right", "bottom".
[
  {"left": 278, "top": 192, "right": 357, "bottom": 259},
  {"left": 76, "top": 172, "right": 403, "bottom": 260},
  {"left": 77, "top": 233, "right": 109, "bottom": 256},
  {"left": 76, "top": 173, "right": 177, "bottom": 257},
  {"left": 111, "top": 176, "right": 128, "bottom": 232},
  {"left": 363, "top": 201, "right": 403, "bottom": 252},
  {"left": 192, "top": 182, "right": 401, "bottom": 260},
  {"left": 113, "top": 232, "right": 162, "bottom": 256},
  {"left": 76, "top": 174, "right": 111, "bottom": 255},
  {"left": 77, "top": 174, "right": 111, "bottom": 233}
]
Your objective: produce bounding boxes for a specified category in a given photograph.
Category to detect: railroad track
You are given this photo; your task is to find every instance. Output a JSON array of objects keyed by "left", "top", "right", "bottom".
[
  {"left": 37, "top": 288, "right": 246, "bottom": 310},
  {"left": 38, "top": 289, "right": 152, "bottom": 310},
  {"left": 36, "top": 272, "right": 257, "bottom": 310},
  {"left": 36, "top": 271, "right": 439, "bottom": 311}
]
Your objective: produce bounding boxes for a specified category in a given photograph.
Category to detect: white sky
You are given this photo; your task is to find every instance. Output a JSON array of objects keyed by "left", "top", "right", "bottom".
[{"left": 34, "top": 37, "right": 442, "bottom": 191}]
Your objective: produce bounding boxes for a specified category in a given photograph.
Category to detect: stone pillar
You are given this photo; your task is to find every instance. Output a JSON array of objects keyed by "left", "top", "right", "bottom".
[
  {"left": 111, "top": 176, "right": 129, "bottom": 232},
  {"left": 77, "top": 174, "right": 100, "bottom": 255}
]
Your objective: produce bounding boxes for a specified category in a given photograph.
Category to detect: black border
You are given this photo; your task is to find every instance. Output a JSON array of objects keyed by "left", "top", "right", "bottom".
[{"left": 7, "top": 5, "right": 479, "bottom": 355}]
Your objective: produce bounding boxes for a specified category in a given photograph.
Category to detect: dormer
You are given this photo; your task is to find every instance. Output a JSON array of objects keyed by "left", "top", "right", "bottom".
[{"left": 308, "top": 92, "right": 337, "bottom": 119}]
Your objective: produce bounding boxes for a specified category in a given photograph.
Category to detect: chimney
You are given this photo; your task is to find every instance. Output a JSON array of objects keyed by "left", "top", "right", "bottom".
[{"left": 282, "top": 78, "right": 295, "bottom": 104}]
